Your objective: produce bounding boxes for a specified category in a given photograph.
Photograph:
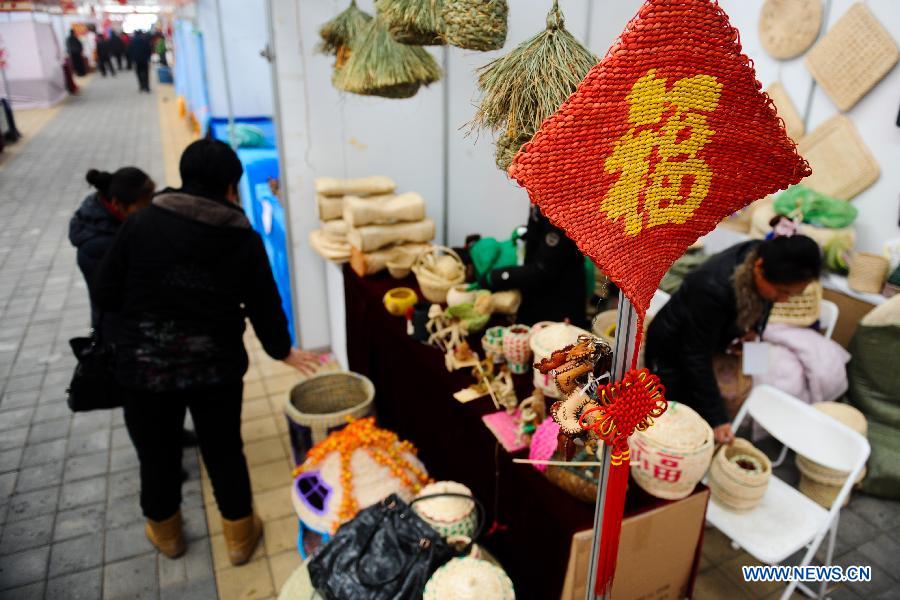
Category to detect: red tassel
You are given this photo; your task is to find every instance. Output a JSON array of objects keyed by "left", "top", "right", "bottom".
[{"left": 594, "top": 459, "right": 630, "bottom": 596}]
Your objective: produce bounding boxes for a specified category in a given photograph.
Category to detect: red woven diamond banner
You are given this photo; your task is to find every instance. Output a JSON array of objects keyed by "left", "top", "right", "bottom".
[{"left": 509, "top": 0, "right": 810, "bottom": 364}]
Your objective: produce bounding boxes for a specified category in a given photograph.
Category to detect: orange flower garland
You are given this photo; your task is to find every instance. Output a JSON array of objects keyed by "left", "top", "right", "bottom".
[{"left": 293, "top": 417, "right": 432, "bottom": 528}]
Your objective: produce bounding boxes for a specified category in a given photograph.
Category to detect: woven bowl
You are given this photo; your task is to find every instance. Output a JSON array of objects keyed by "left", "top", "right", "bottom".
[
  {"left": 708, "top": 438, "right": 771, "bottom": 511},
  {"left": 848, "top": 252, "right": 890, "bottom": 294},
  {"left": 413, "top": 481, "right": 478, "bottom": 539},
  {"left": 413, "top": 245, "right": 466, "bottom": 303}
]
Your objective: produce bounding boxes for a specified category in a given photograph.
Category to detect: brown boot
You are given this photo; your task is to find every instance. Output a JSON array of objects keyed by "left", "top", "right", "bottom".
[
  {"left": 145, "top": 512, "right": 186, "bottom": 559},
  {"left": 221, "top": 513, "right": 263, "bottom": 566}
]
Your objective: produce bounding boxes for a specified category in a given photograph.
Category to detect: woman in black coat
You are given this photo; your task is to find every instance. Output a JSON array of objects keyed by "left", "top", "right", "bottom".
[
  {"left": 645, "top": 235, "right": 821, "bottom": 444},
  {"left": 93, "top": 140, "right": 318, "bottom": 564},
  {"left": 66, "top": 30, "right": 86, "bottom": 76}
]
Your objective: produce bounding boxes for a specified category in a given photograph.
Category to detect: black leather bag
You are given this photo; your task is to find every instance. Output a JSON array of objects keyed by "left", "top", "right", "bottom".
[
  {"left": 67, "top": 330, "right": 122, "bottom": 412},
  {"left": 309, "top": 493, "right": 484, "bottom": 600}
]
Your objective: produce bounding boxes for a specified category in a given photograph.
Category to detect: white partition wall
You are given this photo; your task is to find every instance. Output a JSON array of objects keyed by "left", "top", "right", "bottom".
[{"left": 269, "top": 0, "right": 899, "bottom": 352}]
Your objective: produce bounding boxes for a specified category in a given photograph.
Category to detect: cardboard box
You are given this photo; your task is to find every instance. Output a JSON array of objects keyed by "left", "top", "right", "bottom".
[{"left": 561, "top": 487, "right": 710, "bottom": 600}]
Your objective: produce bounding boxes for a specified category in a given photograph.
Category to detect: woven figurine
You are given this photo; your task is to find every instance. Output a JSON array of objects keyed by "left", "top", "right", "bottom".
[
  {"left": 513, "top": 0, "right": 810, "bottom": 593},
  {"left": 470, "top": 0, "right": 596, "bottom": 170},
  {"left": 317, "top": 0, "right": 373, "bottom": 70}
]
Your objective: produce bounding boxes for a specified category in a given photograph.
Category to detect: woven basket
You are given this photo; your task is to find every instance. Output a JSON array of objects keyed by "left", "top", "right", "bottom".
[
  {"left": 796, "top": 402, "right": 868, "bottom": 508},
  {"left": 424, "top": 557, "right": 515, "bottom": 600},
  {"left": 544, "top": 450, "right": 600, "bottom": 503},
  {"left": 708, "top": 438, "right": 771, "bottom": 511},
  {"left": 629, "top": 402, "right": 715, "bottom": 500},
  {"left": 770, "top": 280, "right": 823, "bottom": 327},
  {"left": 413, "top": 481, "right": 478, "bottom": 539},
  {"left": 285, "top": 372, "right": 375, "bottom": 463},
  {"left": 848, "top": 252, "right": 890, "bottom": 294},
  {"left": 758, "top": 0, "right": 823, "bottom": 60},
  {"left": 797, "top": 115, "right": 880, "bottom": 201},
  {"left": 804, "top": 2, "right": 899, "bottom": 112},
  {"left": 529, "top": 322, "right": 591, "bottom": 398},
  {"left": 379, "top": 0, "right": 445, "bottom": 46},
  {"left": 441, "top": 0, "right": 508, "bottom": 51},
  {"left": 412, "top": 245, "right": 466, "bottom": 303}
]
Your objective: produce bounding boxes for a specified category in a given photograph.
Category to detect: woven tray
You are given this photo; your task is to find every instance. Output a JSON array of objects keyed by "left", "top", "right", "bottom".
[
  {"left": 758, "top": 0, "right": 823, "bottom": 60},
  {"left": 765, "top": 82, "right": 805, "bottom": 141},
  {"left": 805, "top": 2, "right": 899, "bottom": 111},
  {"left": 797, "top": 115, "right": 879, "bottom": 200}
]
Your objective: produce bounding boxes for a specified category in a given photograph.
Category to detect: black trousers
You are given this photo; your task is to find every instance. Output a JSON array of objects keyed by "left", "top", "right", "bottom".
[
  {"left": 135, "top": 61, "right": 150, "bottom": 91},
  {"left": 123, "top": 382, "right": 252, "bottom": 521},
  {"left": 98, "top": 56, "right": 115, "bottom": 77}
]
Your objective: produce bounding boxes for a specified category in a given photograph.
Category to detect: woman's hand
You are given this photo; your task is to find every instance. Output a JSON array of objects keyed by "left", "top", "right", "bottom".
[
  {"left": 282, "top": 348, "right": 321, "bottom": 376},
  {"left": 714, "top": 423, "right": 735, "bottom": 445}
]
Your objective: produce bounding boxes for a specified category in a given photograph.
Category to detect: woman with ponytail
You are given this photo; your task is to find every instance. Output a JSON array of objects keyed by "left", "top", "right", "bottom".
[
  {"left": 70, "top": 167, "right": 156, "bottom": 326},
  {"left": 645, "top": 228, "right": 822, "bottom": 444}
]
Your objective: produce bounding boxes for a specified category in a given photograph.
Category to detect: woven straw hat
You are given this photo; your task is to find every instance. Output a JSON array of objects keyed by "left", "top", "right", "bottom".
[
  {"left": 423, "top": 557, "right": 515, "bottom": 600},
  {"left": 629, "top": 402, "right": 714, "bottom": 500},
  {"left": 758, "top": 0, "right": 823, "bottom": 60},
  {"left": 413, "top": 481, "right": 478, "bottom": 539}
]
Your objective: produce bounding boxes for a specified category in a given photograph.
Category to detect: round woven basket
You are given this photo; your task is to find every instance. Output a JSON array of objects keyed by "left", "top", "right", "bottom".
[
  {"left": 708, "top": 438, "right": 771, "bottom": 511},
  {"left": 769, "top": 280, "right": 823, "bottom": 328},
  {"left": 529, "top": 322, "right": 591, "bottom": 398},
  {"left": 424, "top": 557, "right": 515, "bottom": 600},
  {"left": 848, "top": 252, "right": 890, "bottom": 294},
  {"left": 795, "top": 402, "right": 868, "bottom": 508},
  {"left": 413, "top": 481, "right": 478, "bottom": 539},
  {"left": 412, "top": 245, "right": 466, "bottom": 303},
  {"left": 285, "top": 372, "right": 375, "bottom": 462},
  {"left": 441, "top": 0, "right": 508, "bottom": 51},
  {"left": 629, "top": 402, "right": 715, "bottom": 500}
]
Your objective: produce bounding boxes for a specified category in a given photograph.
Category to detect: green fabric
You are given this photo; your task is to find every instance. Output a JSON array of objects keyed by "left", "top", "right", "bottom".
[
  {"left": 773, "top": 185, "right": 858, "bottom": 229},
  {"left": 226, "top": 124, "right": 271, "bottom": 148},
  {"left": 659, "top": 251, "right": 709, "bottom": 295},
  {"left": 470, "top": 232, "right": 519, "bottom": 281},
  {"left": 584, "top": 257, "right": 595, "bottom": 300},
  {"left": 444, "top": 291, "right": 492, "bottom": 333},
  {"left": 848, "top": 323, "right": 900, "bottom": 499},
  {"left": 888, "top": 265, "right": 900, "bottom": 287}
]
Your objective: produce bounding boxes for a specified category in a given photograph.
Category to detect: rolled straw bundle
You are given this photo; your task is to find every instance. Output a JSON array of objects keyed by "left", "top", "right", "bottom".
[
  {"left": 378, "top": 0, "right": 445, "bottom": 46},
  {"left": 333, "top": 16, "right": 443, "bottom": 98},
  {"left": 318, "top": 0, "right": 373, "bottom": 70},
  {"left": 442, "top": 0, "right": 508, "bottom": 51},
  {"left": 471, "top": 0, "right": 596, "bottom": 171}
]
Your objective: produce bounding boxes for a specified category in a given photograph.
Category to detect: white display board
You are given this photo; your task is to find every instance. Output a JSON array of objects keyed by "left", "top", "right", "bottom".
[
  {"left": 269, "top": 0, "right": 899, "bottom": 351},
  {"left": 0, "top": 21, "right": 66, "bottom": 109}
]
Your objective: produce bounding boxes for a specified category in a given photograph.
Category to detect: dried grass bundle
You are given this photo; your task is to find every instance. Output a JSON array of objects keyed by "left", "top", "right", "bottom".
[
  {"left": 318, "top": 0, "right": 373, "bottom": 69},
  {"left": 378, "top": 0, "right": 445, "bottom": 46},
  {"left": 442, "top": 0, "right": 508, "bottom": 51},
  {"left": 333, "top": 16, "right": 442, "bottom": 99},
  {"left": 471, "top": 1, "right": 596, "bottom": 170}
]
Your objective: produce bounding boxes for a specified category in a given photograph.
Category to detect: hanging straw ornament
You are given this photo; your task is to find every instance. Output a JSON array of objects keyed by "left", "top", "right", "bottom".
[
  {"left": 470, "top": 0, "right": 597, "bottom": 171},
  {"left": 318, "top": 0, "right": 373, "bottom": 70},
  {"left": 513, "top": 0, "right": 812, "bottom": 594},
  {"left": 332, "top": 15, "right": 443, "bottom": 99},
  {"left": 442, "top": 0, "right": 508, "bottom": 52},
  {"left": 378, "top": 0, "right": 445, "bottom": 46}
]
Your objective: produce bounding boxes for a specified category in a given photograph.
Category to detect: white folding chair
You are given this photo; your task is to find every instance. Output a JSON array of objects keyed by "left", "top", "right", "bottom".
[
  {"left": 706, "top": 385, "right": 870, "bottom": 600},
  {"left": 818, "top": 299, "right": 839, "bottom": 340}
]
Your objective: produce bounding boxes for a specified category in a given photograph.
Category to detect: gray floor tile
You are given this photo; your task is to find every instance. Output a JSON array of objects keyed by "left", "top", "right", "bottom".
[
  {"left": 0, "top": 390, "right": 39, "bottom": 409},
  {"left": 67, "top": 430, "right": 110, "bottom": 457},
  {"left": 0, "top": 513, "right": 54, "bottom": 555},
  {"left": 6, "top": 487, "right": 59, "bottom": 522},
  {"left": 106, "top": 494, "right": 144, "bottom": 529},
  {"left": 0, "top": 471, "right": 16, "bottom": 501},
  {"left": 45, "top": 567, "right": 103, "bottom": 600},
  {"left": 0, "top": 428, "right": 27, "bottom": 452},
  {"left": 25, "top": 416, "right": 70, "bottom": 444},
  {"left": 103, "top": 553, "right": 159, "bottom": 600},
  {"left": 15, "top": 460, "right": 65, "bottom": 493},
  {"left": 53, "top": 502, "right": 106, "bottom": 542},
  {"left": 31, "top": 401, "right": 70, "bottom": 423},
  {"left": 0, "top": 408, "right": 34, "bottom": 432},
  {"left": 107, "top": 468, "right": 140, "bottom": 501},
  {"left": 0, "top": 580, "right": 45, "bottom": 600},
  {"left": 48, "top": 532, "right": 103, "bottom": 578},
  {"left": 0, "top": 447, "right": 23, "bottom": 474},
  {"left": 0, "top": 545, "right": 50, "bottom": 590},
  {"left": 104, "top": 521, "right": 153, "bottom": 563},
  {"left": 20, "top": 438, "right": 67, "bottom": 468},
  {"left": 835, "top": 549, "right": 899, "bottom": 597},
  {"left": 64, "top": 450, "right": 109, "bottom": 482},
  {"left": 159, "top": 576, "right": 217, "bottom": 600},
  {"left": 59, "top": 476, "right": 107, "bottom": 511},
  {"left": 109, "top": 445, "right": 139, "bottom": 473}
]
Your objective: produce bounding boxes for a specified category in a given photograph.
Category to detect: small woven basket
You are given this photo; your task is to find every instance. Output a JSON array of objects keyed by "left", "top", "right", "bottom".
[
  {"left": 795, "top": 402, "right": 868, "bottom": 508},
  {"left": 413, "top": 481, "right": 478, "bottom": 539},
  {"left": 629, "top": 402, "right": 715, "bottom": 500},
  {"left": 544, "top": 450, "right": 600, "bottom": 503},
  {"left": 770, "top": 280, "right": 823, "bottom": 327},
  {"left": 412, "top": 245, "right": 466, "bottom": 303},
  {"left": 708, "top": 438, "right": 771, "bottom": 511},
  {"left": 441, "top": 0, "right": 508, "bottom": 51},
  {"left": 847, "top": 252, "right": 890, "bottom": 294},
  {"left": 284, "top": 372, "right": 375, "bottom": 463}
]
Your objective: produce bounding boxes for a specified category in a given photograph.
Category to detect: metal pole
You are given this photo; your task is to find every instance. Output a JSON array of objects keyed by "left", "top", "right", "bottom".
[
  {"left": 213, "top": 0, "right": 235, "bottom": 148},
  {"left": 585, "top": 292, "right": 638, "bottom": 600}
]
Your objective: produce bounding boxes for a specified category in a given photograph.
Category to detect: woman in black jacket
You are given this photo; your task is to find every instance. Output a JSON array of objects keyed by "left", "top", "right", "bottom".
[
  {"left": 645, "top": 235, "right": 821, "bottom": 444},
  {"left": 69, "top": 167, "right": 155, "bottom": 328},
  {"left": 93, "top": 140, "right": 318, "bottom": 563}
]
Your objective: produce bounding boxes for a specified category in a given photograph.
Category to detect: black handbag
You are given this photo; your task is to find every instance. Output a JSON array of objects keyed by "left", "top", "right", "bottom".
[
  {"left": 66, "top": 325, "right": 122, "bottom": 412},
  {"left": 309, "top": 493, "right": 484, "bottom": 600}
]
